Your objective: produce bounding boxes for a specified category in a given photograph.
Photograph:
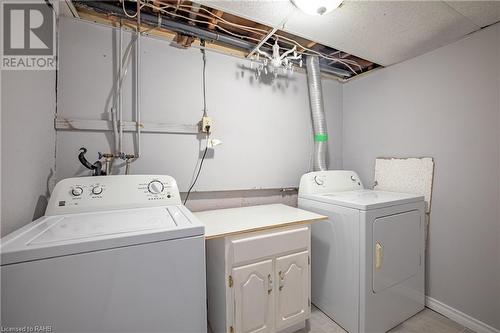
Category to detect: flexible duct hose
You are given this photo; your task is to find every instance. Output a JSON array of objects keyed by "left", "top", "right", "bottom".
[{"left": 306, "top": 55, "right": 328, "bottom": 171}]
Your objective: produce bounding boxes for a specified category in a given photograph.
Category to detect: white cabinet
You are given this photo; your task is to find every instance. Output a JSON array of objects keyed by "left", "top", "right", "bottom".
[{"left": 206, "top": 226, "right": 311, "bottom": 333}]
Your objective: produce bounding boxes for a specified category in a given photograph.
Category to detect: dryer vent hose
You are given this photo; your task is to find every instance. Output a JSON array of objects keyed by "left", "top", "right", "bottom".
[{"left": 306, "top": 55, "right": 328, "bottom": 171}]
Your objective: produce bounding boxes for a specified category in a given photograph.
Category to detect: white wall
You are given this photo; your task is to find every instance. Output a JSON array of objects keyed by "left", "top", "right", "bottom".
[
  {"left": 342, "top": 24, "right": 500, "bottom": 329},
  {"left": 55, "top": 18, "right": 342, "bottom": 194},
  {"left": 1, "top": 70, "right": 57, "bottom": 237}
]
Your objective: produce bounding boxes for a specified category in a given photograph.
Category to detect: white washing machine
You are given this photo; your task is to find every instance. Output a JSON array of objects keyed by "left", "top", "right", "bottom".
[
  {"left": 298, "top": 170, "right": 425, "bottom": 333},
  {"left": 1, "top": 175, "right": 206, "bottom": 333}
]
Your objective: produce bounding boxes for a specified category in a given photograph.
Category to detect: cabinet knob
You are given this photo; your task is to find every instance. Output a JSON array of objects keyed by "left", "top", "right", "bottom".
[{"left": 279, "top": 271, "right": 284, "bottom": 291}]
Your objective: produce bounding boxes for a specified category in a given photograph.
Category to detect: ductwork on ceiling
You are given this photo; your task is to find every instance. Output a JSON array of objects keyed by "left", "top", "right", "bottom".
[{"left": 306, "top": 55, "right": 328, "bottom": 171}]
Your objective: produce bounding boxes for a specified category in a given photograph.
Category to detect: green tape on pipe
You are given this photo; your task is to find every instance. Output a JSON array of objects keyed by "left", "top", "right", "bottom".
[{"left": 314, "top": 134, "right": 329, "bottom": 142}]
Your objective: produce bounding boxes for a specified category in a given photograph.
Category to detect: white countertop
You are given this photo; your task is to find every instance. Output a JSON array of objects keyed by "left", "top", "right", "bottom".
[{"left": 194, "top": 204, "right": 327, "bottom": 239}]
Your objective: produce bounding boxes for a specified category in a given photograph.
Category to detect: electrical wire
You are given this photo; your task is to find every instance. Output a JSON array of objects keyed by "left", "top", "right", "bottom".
[
  {"left": 146, "top": 1, "right": 362, "bottom": 73},
  {"left": 183, "top": 139, "right": 209, "bottom": 205},
  {"left": 201, "top": 45, "right": 207, "bottom": 116},
  {"left": 143, "top": 1, "right": 268, "bottom": 45},
  {"left": 122, "top": 1, "right": 361, "bottom": 74},
  {"left": 122, "top": 0, "right": 145, "bottom": 18},
  {"left": 184, "top": 46, "right": 210, "bottom": 204},
  {"left": 137, "top": 0, "right": 362, "bottom": 74},
  {"left": 145, "top": 2, "right": 269, "bottom": 35}
]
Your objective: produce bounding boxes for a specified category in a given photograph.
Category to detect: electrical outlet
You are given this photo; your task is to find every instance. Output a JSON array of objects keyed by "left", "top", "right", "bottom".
[{"left": 201, "top": 116, "right": 213, "bottom": 133}]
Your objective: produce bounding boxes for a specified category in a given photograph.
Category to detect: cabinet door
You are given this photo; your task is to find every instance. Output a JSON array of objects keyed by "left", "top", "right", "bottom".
[
  {"left": 232, "top": 260, "right": 274, "bottom": 333},
  {"left": 275, "top": 251, "right": 309, "bottom": 330}
]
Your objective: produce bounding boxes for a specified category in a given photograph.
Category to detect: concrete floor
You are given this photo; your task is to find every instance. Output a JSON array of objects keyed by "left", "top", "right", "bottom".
[{"left": 307, "top": 305, "right": 475, "bottom": 333}]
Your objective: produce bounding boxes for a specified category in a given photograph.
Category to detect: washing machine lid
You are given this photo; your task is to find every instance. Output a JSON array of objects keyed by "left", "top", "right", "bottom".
[
  {"left": 0, "top": 205, "right": 203, "bottom": 265},
  {"left": 300, "top": 190, "right": 424, "bottom": 210}
]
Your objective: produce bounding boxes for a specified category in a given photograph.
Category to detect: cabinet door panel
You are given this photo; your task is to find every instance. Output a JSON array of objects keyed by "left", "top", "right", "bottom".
[
  {"left": 275, "top": 251, "right": 309, "bottom": 329},
  {"left": 233, "top": 260, "right": 274, "bottom": 333}
]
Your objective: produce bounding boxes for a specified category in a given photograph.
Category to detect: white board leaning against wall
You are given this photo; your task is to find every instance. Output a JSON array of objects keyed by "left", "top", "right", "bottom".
[{"left": 374, "top": 157, "right": 434, "bottom": 213}]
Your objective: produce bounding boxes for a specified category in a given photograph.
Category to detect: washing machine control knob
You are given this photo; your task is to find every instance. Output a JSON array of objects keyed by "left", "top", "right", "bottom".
[
  {"left": 314, "top": 176, "right": 324, "bottom": 186},
  {"left": 148, "top": 180, "right": 164, "bottom": 194},
  {"left": 92, "top": 185, "right": 103, "bottom": 195},
  {"left": 71, "top": 186, "right": 83, "bottom": 196}
]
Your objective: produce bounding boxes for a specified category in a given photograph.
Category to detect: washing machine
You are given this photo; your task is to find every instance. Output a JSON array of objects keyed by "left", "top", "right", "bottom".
[
  {"left": 298, "top": 170, "right": 425, "bottom": 333},
  {"left": 1, "top": 175, "right": 206, "bottom": 333}
]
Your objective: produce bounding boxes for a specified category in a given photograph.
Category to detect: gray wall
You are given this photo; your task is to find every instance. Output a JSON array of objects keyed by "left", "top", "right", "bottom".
[
  {"left": 1, "top": 70, "right": 57, "bottom": 236},
  {"left": 0, "top": 1, "right": 59, "bottom": 237},
  {"left": 342, "top": 24, "right": 500, "bottom": 329},
  {"left": 56, "top": 18, "right": 342, "bottom": 206}
]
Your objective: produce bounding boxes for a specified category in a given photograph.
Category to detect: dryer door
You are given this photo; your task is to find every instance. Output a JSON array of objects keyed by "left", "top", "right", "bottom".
[{"left": 372, "top": 210, "right": 421, "bottom": 293}]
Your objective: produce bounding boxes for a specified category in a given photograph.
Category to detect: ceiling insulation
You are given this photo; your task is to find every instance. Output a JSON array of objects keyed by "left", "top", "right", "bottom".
[{"left": 71, "top": 0, "right": 380, "bottom": 79}]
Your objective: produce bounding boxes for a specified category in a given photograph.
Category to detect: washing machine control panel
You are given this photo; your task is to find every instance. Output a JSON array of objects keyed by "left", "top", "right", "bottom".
[{"left": 46, "top": 175, "right": 182, "bottom": 216}]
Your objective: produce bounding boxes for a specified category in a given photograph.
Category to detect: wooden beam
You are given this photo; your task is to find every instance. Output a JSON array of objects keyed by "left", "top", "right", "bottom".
[
  {"left": 207, "top": 9, "right": 223, "bottom": 30},
  {"left": 151, "top": 0, "right": 160, "bottom": 13},
  {"left": 306, "top": 41, "right": 317, "bottom": 49},
  {"left": 246, "top": 27, "right": 278, "bottom": 58},
  {"left": 55, "top": 117, "right": 199, "bottom": 134},
  {"left": 174, "top": 33, "right": 196, "bottom": 48}
]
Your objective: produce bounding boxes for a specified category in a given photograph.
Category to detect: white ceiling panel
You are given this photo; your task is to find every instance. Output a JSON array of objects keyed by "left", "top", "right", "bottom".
[
  {"left": 195, "top": 1, "right": 500, "bottom": 66},
  {"left": 284, "top": 1, "right": 480, "bottom": 65},
  {"left": 197, "top": 0, "right": 293, "bottom": 27},
  {"left": 445, "top": 1, "right": 500, "bottom": 28}
]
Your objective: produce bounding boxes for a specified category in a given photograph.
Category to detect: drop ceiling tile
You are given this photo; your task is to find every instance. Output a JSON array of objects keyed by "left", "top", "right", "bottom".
[
  {"left": 197, "top": 1, "right": 490, "bottom": 67},
  {"left": 445, "top": 1, "right": 500, "bottom": 28},
  {"left": 196, "top": 0, "right": 294, "bottom": 28},
  {"left": 283, "top": 1, "right": 480, "bottom": 65}
]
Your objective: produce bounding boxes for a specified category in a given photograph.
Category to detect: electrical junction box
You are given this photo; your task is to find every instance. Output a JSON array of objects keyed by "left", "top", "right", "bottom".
[{"left": 201, "top": 116, "right": 213, "bottom": 133}]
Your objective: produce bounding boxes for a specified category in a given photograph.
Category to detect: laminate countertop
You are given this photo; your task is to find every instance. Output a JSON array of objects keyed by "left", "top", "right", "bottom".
[{"left": 194, "top": 204, "right": 327, "bottom": 239}]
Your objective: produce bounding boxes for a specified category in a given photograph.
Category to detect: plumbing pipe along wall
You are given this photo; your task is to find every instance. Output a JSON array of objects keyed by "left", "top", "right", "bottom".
[{"left": 306, "top": 55, "right": 328, "bottom": 171}]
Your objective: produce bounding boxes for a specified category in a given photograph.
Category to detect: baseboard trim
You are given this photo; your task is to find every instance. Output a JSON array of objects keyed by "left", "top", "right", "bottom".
[{"left": 425, "top": 296, "right": 500, "bottom": 333}]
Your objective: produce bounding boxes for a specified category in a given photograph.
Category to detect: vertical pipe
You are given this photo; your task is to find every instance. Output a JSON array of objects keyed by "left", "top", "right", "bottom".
[
  {"left": 306, "top": 55, "right": 328, "bottom": 171},
  {"left": 119, "top": 20, "right": 123, "bottom": 156},
  {"left": 135, "top": 0, "right": 141, "bottom": 158}
]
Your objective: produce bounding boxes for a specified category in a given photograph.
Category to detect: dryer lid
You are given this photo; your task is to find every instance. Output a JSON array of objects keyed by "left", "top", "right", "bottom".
[
  {"left": 300, "top": 190, "right": 424, "bottom": 210},
  {"left": 1, "top": 206, "right": 203, "bottom": 265}
]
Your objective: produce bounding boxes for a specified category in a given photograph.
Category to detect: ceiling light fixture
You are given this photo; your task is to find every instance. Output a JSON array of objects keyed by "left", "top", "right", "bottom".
[
  {"left": 291, "top": 0, "right": 343, "bottom": 16},
  {"left": 250, "top": 39, "right": 302, "bottom": 78}
]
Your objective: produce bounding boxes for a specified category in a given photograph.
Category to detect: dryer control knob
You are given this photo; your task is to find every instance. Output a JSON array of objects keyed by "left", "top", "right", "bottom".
[
  {"left": 148, "top": 180, "right": 164, "bottom": 194},
  {"left": 71, "top": 186, "right": 83, "bottom": 196},
  {"left": 314, "top": 176, "right": 324, "bottom": 186}
]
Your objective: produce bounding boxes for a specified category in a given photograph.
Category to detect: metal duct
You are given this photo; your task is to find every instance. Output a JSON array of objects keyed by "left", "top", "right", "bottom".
[{"left": 306, "top": 55, "right": 328, "bottom": 171}]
